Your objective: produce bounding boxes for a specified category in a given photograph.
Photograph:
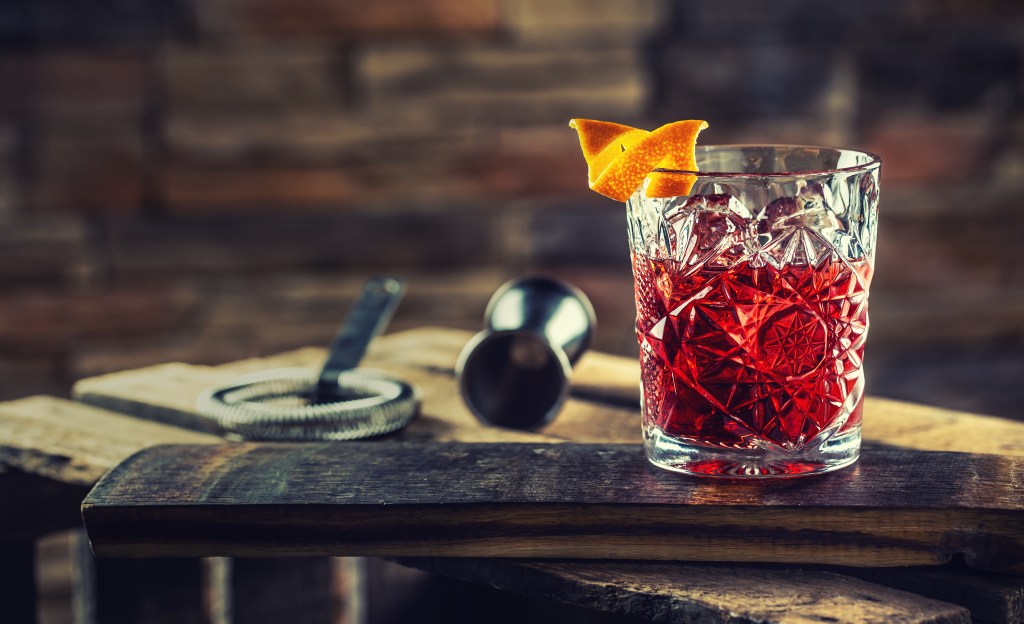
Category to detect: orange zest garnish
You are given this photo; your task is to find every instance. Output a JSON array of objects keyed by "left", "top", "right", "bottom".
[{"left": 568, "top": 119, "right": 708, "bottom": 201}]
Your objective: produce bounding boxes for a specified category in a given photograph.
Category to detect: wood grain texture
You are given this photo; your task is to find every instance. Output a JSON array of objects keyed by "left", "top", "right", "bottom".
[
  {"left": 835, "top": 565, "right": 1024, "bottom": 624},
  {"left": 73, "top": 352, "right": 325, "bottom": 435},
  {"left": 0, "top": 396, "right": 220, "bottom": 486},
  {"left": 373, "top": 328, "right": 1024, "bottom": 455},
  {"left": 73, "top": 340, "right": 559, "bottom": 444},
  {"left": 68, "top": 326, "right": 1024, "bottom": 622},
  {"left": 0, "top": 396, "right": 337, "bottom": 622},
  {"left": 82, "top": 442, "right": 1024, "bottom": 572},
  {"left": 394, "top": 558, "right": 971, "bottom": 624},
  {"left": 72, "top": 327, "right": 1024, "bottom": 455}
]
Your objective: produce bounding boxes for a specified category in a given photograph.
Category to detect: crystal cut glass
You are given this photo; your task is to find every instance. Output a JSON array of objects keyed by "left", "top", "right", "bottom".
[{"left": 629, "top": 145, "right": 881, "bottom": 477}]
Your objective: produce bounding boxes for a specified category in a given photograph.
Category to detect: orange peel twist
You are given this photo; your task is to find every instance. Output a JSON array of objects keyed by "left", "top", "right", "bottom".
[{"left": 568, "top": 119, "right": 708, "bottom": 201}]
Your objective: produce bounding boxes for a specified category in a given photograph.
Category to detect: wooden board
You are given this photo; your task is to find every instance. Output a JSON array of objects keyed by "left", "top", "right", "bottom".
[
  {"left": 73, "top": 327, "right": 1024, "bottom": 456},
  {"left": 69, "top": 327, "right": 1024, "bottom": 622},
  {"left": 73, "top": 344, "right": 557, "bottom": 444},
  {"left": 82, "top": 441, "right": 1024, "bottom": 573},
  {"left": 0, "top": 395, "right": 220, "bottom": 487},
  {"left": 73, "top": 354, "right": 328, "bottom": 436},
  {"left": 394, "top": 558, "right": 970, "bottom": 624},
  {"left": 833, "top": 565, "right": 1024, "bottom": 624},
  {"left": 0, "top": 396, "right": 340, "bottom": 624}
]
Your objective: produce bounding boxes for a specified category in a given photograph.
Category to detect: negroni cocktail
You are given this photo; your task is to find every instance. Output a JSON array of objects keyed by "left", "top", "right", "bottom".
[
  {"left": 570, "top": 119, "right": 881, "bottom": 477},
  {"left": 633, "top": 244, "right": 871, "bottom": 475}
]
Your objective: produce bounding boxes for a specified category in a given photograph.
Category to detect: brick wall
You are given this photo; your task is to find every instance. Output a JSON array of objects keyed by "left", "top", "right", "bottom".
[{"left": 1, "top": 0, "right": 1023, "bottom": 416}]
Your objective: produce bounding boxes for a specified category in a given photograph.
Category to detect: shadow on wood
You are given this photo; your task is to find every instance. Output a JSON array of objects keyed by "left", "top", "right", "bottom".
[{"left": 0, "top": 541, "right": 38, "bottom": 624}]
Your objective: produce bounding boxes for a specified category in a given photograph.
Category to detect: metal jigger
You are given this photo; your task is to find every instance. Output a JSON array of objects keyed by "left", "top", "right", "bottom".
[{"left": 456, "top": 276, "right": 596, "bottom": 430}]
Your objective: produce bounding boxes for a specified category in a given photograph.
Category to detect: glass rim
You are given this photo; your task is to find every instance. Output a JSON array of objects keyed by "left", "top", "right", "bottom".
[{"left": 654, "top": 143, "right": 882, "bottom": 178}]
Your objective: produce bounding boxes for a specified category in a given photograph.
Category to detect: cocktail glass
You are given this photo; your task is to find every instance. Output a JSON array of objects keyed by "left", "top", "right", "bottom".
[{"left": 630, "top": 145, "right": 881, "bottom": 477}]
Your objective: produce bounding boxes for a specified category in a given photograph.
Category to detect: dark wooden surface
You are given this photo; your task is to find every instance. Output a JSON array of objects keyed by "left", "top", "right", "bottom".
[
  {"left": 0, "top": 395, "right": 221, "bottom": 488},
  {"left": 82, "top": 441, "right": 1024, "bottom": 573},
  {"left": 394, "top": 558, "right": 971, "bottom": 624},
  {"left": 63, "top": 328, "right": 1024, "bottom": 624},
  {"left": 73, "top": 327, "right": 1024, "bottom": 456},
  {"left": 835, "top": 565, "right": 1024, "bottom": 624},
  {"left": 0, "top": 396, "right": 344, "bottom": 624}
]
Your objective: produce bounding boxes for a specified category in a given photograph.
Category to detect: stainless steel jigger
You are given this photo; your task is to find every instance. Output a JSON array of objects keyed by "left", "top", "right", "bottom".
[{"left": 456, "top": 276, "right": 596, "bottom": 430}]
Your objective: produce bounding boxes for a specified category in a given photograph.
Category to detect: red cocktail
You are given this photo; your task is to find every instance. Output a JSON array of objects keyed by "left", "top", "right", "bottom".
[
  {"left": 634, "top": 252, "right": 871, "bottom": 471},
  {"left": 627, "top": 147, "right": 881, "bottom": 477}
]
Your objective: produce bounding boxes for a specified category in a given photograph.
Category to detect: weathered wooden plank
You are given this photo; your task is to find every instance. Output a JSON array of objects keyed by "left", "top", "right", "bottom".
[
  {"left": 0, "top": 541, "right": 39, "bottom": 624},
  {"left": 0, "top": 397, "right": 340, "bottom": 624},
  {"left": 0, "top": 396, "right": 219, "bottom": 624},
  {"left": 394, "top": 558, "right": 971, "bottom": 624},
  {"left": 0, "top": 396, "right": 221, "bottom": 486},
  {"left": 82, "top": 442, "right": 1024, "bottom": 572},
  {"left": 72, "top": 349, "right": 325, "bottom": 435},
  {"left": 73, "top": 347, "right": 555, "bottom": 444},
  {"left": 68, "top": 327, "right": 1024, "bottom": 620},
  {"left": 361, "top": 327, "right": 1024, "bottom": 455},
  {"left": 861, "top": 398, "right": 1024, "bottom": 457},
  {"left": 363, "top": 558, "right": 696, "bottom": 624},
  {"left": 72, "top": 327, "right": 1024, "bottom": 455},
  {"left": 834, "top": 565, "right": 1024, "bottom": 624}
]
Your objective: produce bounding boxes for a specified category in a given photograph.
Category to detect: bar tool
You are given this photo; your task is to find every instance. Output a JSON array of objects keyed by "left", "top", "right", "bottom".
[
  {"left": 456, "top": 276, "right": 596, "bottom": 430},
  {"left": 195, "top": 277, "right": 418, "bottom": 441}
]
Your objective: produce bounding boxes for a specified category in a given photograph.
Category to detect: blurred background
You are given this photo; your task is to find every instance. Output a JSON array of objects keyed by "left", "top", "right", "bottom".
[
  {"left": 1, "top": 0, "right": 1023, "bottom": 419},
  {"left": 4, "top": 2, "right": 1024, "bottom": 621}
]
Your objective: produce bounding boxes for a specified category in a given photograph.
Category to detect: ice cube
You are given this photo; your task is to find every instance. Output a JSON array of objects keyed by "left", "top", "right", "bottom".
[
  {"left": 760, "top": 197, "right": 801, "bottom": 234},
  {"left": 704, "top": 193, "right": 754, "bottom": 220},
  {"left": 671, "top": 194, "right": 754, "bottom": 267},
  {"left": 795, "top": 182, "right": 841, "bottom": 230},
  {"left": 628, "top": 194, "right": 670, "bottom": 257},
  {"left": 859, "top": 172, "right": 879, "bottom": 207},
  {"left": 663, "top": 199, "right": 694, "bottom": 263},
  {"left": 796, "top": 181, "right": 829, "bottom": 212},
  {"left": 765, "top": 196, "right": 801, "bottom": 220},
  {"left": 761, "top": 184, "right": 840, "bottom": 235},
  {"left": 695, "top": 210, "right": 736, "bottom": 253}
]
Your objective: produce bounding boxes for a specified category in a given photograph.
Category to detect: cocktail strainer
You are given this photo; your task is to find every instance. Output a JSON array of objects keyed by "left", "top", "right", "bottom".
[{"left": 195, "top": 277, "right": 418, "bottom": 441}]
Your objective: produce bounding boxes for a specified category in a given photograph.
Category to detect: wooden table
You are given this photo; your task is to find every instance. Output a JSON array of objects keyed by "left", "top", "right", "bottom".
[{"left": 7, "top": 327, "right": 1024, "bottom": 624}]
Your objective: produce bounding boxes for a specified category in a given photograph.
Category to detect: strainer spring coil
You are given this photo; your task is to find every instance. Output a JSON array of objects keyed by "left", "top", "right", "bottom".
[{"left": 195, "top": 367, "right": 419, "bottom": 441}]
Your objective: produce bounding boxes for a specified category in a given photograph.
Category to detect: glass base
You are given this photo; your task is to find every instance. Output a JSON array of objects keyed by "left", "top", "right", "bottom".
[{"left": 645, "top": 426, "right": 861, "bottom": 478}]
